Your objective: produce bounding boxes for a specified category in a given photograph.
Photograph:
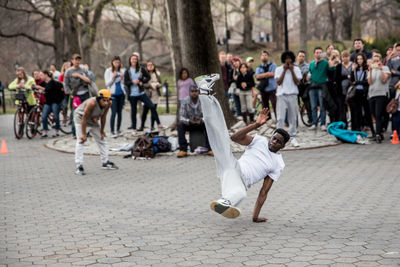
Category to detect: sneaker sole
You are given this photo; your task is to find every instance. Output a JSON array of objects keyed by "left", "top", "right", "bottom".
[
  {"left": 102, "top": 166, "right": 118, "bottom": 170},
  {"left": 75, "top": 171, "right": 86, "bottom": 175},
  {"left": 210, "top": 201, "right": 241, "bottom": 219}
]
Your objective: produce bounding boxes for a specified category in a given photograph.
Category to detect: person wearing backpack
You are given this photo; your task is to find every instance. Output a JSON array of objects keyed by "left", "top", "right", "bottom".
[
  {"left": 74, "top": 89, "right": 118, "bottom": 175},
  {"left": 255, "top": 50, "right": 277, "bottom": 120}
]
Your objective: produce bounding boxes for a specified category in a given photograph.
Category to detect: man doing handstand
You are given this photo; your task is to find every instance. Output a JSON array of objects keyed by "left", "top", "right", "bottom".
[{"left": 196, "top": 74, "right": 290, "bottom": 222}]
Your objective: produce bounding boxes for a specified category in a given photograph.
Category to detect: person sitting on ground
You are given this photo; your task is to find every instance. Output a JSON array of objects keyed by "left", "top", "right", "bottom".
[
  {"left": 8, "top": 67, "right": 37, "bottom": 111},
  {"left": 177, "top": 85, "right": 213, "bottom": 158},
  {"left": 196, "top": 74, "right": 290, "bottom": 222},
  {"left": 74, "top": 89, "right": 118, "bottom": 175},
  {"left": 34, "top": 70, "right": 64, "bottom": 138}
]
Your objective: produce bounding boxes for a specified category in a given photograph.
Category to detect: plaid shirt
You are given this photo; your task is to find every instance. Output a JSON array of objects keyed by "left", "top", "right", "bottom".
[{"left": 179, "top": 96, "right": 203, "bottom": 125}]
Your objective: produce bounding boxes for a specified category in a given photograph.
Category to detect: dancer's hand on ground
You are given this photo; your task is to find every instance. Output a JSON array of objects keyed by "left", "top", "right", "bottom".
[
  {"left": 253, "top": 217, "right": 268, "bottom": 223},
  {"left": 255, "top": 108, "right": 270, "bottom": 126},
  {"left": 80, "top": 134, "right": 87, "bottom": 144}
]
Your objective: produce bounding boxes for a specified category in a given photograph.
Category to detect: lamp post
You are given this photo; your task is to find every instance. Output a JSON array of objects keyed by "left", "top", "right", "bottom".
[{"left": 283, "top": 0, "right": 289, "bottom": 51}]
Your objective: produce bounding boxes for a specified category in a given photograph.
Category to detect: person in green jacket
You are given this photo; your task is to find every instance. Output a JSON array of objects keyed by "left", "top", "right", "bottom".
[{"left": 8, "top": 67, "right": 37, "bottom": 109}]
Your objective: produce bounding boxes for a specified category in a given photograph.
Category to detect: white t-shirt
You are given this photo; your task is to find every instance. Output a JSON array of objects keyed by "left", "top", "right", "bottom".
[
  {"left": 274, "top": 65, "right": 302, "bottom": 96},
  {"left": 238, "top": 134, "right": 285, "bottom": 188}
]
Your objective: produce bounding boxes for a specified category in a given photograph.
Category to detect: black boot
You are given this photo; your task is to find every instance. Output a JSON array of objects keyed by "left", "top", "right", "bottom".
[
  {"left": 242, "top": 112, "right": 248, "bottom": 125},
  {"left": 249, "top": 113, "right": 255, "bottom": 123}
]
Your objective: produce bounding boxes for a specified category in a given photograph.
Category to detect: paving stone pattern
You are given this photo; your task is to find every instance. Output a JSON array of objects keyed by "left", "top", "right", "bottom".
[{"left": 1, "top": 114, "right": 400, "bottom": 266}]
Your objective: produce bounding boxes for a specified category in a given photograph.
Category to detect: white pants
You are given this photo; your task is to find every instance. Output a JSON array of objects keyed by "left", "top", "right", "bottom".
[
  {"left": 74, "top": 122, "right": 108, "bottom": 167},
  {"left": 239, "top": 90, "right": 254, "bottom": 113},
  {"left": 199, "top": 95, "right": 247, "bottom": 206},
  {"left": 276, "top": 94, "right": 298, "bottom": 137}
]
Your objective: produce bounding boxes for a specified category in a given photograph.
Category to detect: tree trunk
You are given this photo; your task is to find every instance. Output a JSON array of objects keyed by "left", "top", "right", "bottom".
[
  {"left": 327, "top": 0, "right": 337, "bottom": 42},
  {"left": 169, "top": 0, "right": 235, "bottom": 127},
  {"left": 271, "top": 0, "right": 283, "bottom": 50},
  {"left": 299, "top": 0, "right": 307, "bottom": 61},
  {"left": 242, "top": 0, "right": 253, "bottom": 48},
  {"left": 351, "top": 0, "right": 361, "bottom": 39}
]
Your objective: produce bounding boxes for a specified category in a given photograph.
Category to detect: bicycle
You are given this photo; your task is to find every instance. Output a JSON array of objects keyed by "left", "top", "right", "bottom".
[
  {"left": 25, "top": 90, "right": 72, "bottom": 139},
  {"left": 10, "top": 89, "right": 30, "bottom": 139}
]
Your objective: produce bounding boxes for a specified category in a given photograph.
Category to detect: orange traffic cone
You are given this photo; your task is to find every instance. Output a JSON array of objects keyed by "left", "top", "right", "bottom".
[
  {"left": 392, "top": 130, "right": 400, "bottom": 144},
  {"left": 0, "top": 140, "right": 8, "bottom": 154}
]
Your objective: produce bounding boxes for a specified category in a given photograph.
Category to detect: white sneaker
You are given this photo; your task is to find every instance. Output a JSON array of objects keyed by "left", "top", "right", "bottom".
[
  {"left": 132, "top": 130, "right": 137, "bottom": 136},
  {"left": 321, "top": 125, "right": 327, "bottom": 131},
  {"left": 195, "top": 74, "right": 220, "bottom": 94},
  {"left": 309, "top": 125, "right": 316, "bottom": 130},
  {"left": 290, "top": 138, "right": 300, "bottom": 147},
  {"left": 110, "top": 132, "right": 117, "bottom": 138},
  {"left": 210, "top": 198, "right": 241, "bottom": 219}
]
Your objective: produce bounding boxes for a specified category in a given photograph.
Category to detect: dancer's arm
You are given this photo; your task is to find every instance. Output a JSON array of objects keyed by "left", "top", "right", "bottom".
[
  {"left": 252, "top": 177, "right": 274, "bottom": 223},
  {"left": 231, "top": 108, "right": 270, "bottom": 146}
]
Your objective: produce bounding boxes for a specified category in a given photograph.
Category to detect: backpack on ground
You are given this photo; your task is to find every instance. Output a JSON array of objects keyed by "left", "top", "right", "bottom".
[
  {"left": 152, "top": 136, "right": 171, "bottom": 153},
  {"left": 132, "top": 134, "right": 155, "bottom": 159}
]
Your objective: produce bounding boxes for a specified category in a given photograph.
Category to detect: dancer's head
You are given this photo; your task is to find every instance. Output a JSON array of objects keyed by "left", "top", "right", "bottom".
[{"left": 269, "top": 128, "right": 290, "bottom": 152}]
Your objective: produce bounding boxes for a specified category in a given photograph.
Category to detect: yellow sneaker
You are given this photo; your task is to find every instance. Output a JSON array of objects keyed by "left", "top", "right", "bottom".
[{"left": 210, "top": 199, "right": 241, "bottom": 219}]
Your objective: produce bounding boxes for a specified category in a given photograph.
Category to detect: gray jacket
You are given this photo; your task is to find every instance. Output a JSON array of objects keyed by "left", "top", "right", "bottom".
[{"left": 179, "top": 96, "right": 203, "bottom": 125}]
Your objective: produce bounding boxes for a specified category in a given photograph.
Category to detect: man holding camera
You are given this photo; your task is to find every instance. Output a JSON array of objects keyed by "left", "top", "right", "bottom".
[
  {"left": 387, "top": 43, "right": 400, "bottom": 98},
  {"left": 255, "top": 50, "right": 277, "bottom": 120}
]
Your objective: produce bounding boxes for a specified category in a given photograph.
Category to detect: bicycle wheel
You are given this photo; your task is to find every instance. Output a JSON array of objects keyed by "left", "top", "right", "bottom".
[
  {"left": 13, "top": 108, "right": 24, "bottom": 139},
  {"left": 26, "top": 108, "right": 41, "bottom": 139},
  {"left": 300, "top": 103, "right": 312, "bottom": 127},
  {"left": 59, "top": 108, "right": 72, "bottom": 134}
]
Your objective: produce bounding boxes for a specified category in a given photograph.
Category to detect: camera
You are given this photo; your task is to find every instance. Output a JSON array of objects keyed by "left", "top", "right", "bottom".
[{"left": 371, "top": 63, "right": 379, "bottom": 69}]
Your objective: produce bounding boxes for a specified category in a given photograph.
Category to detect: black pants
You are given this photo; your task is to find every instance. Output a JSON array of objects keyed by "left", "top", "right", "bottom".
[
  {"left": 129, "top": 94, "right": 160, "bottom": 130},
  {"left": 338, "top": 94, "right": 348, "bottom": 128},
  {"left": 369, "top": 96, "right": 387, "bottom": 135},
  {"left": 177, "top": 122, "right": 211, "bottom": 152},
  {"left": 141, "top": 104, "right": 158, "bottom": 129},
  {"left": 260, "top": 90, "right": 277, "bottom": 119},
  {"left": 349, "top": 90, "right": 375, "bottom": 135}
]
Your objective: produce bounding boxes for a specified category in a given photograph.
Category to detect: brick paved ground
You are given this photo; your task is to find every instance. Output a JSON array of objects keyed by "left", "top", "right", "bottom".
[{"left": 1, "top": 114, "right": 399, "bottom": 266}]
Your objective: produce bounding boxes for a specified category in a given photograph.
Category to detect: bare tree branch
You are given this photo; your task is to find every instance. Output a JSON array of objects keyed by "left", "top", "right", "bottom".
[{"left": 0, "top": 30, "right": 55, "bottom": 47}]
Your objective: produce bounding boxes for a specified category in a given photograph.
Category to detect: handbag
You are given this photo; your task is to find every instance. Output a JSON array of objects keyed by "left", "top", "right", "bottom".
[
  {"left": 346, "top": 70, "right": 358, "bottom": 101},
  {"left": 386, "top": 96, "right": 399, "bottom": 114}
]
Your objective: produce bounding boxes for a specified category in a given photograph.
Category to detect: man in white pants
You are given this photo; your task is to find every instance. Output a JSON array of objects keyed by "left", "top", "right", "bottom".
[
  {"left": 74, "top": 89, "right": 118, "bottom": 175},
  {"left": 196, "top": 74, "right": 290, "bottom": 222}
]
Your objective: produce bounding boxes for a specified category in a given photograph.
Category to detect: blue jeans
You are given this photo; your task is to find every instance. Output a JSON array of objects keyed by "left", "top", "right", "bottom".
[
  {"left": 392, "top": 111, "right": 400, "bottom": 135},
  {"left": 71, "top": 92, "right": 90, "bottom": 136},
  {"left": 42, "top": 103, "right": 61, "bottom": 131},
  {"left": 233, "top": 94, "right": 242, "bottom": 116},
  {"left": 129, "top": 93, "right": 160, "bottom": 129},
  {"left": 110, "top": 94, "right": 125, "bottom": 133},
  {"left": 309, "top": 87, "right": 326, "bottom": 126}
]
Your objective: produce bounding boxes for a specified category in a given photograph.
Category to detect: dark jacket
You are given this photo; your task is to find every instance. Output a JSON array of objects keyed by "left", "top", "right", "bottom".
[
  {"left": 124, "top": 66, "right": 150, "bottom": 97},
  {"left": 350, "top": 68, "right": 369, "bottom": 93},
  {"left": 236, "top": 72, "right": 255, "bottom": 91},
  {"left": 44, "top": 80, "right": 64, "bottom": 105},
  {"left": 221, "top": 62, "right": 232, "bottom": 90}
]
